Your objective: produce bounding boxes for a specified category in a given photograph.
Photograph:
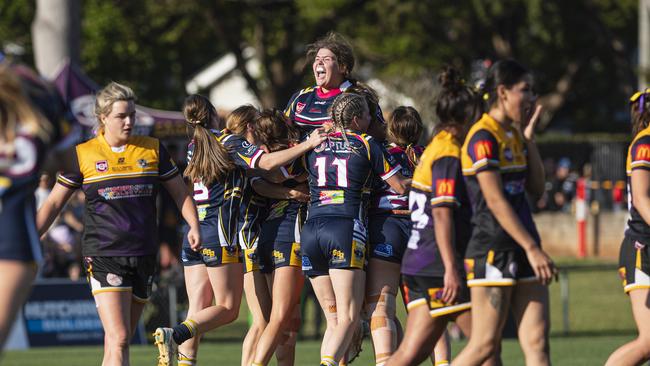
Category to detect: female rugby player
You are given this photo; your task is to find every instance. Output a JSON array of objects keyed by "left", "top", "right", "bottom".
[
  {"left": 366, "top": 106, "right": 423, "bottom": 365},
  {"left": 154, "top": 95, "right": 326, "bottom": 366},
  {"left": 605, "top": 88, "right": 650, "bottom": 366},
  {"left": 37, "top": 82, "right": 201, "bottom": 366},
  {"left": 0, "top": 64, "right": 60, "bottom": 354},
  {"left": 301, "top": 93, "right": 410, "bottom": 366},
  {"left": 453, "top": 60, "right": 556, "bottom": 366}
]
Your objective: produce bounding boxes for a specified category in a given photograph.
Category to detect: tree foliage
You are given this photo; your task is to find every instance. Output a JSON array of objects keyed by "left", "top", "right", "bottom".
[{"left": 0, "top": 0, "right": 641, "bottom": 132}]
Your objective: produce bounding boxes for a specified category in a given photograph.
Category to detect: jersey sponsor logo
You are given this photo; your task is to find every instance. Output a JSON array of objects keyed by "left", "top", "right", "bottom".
[
  {"left": 374, "top": 243, "right": 394, "bottom": 258},
  {"left": 301, "top": 255, "right": 312, "bottom": 271},
  {"left": 98, "top": 184, "right": 154, "bottom": 200},
  {"left": 319, "top": 190, "right": 344, "bottom": 205},
  {"left": 435, "top": 179, "right": 455, "bottom": 197},
  {"left": 636, "top": 144, "right": 650, "bottom": 161},
  {"left": 296, "top": 102, "right": 306, "bottom": 113},
  {"left": 117, "top": 157, "right": 126, "bottom": 164},
  {"left": 106, "top": 273, "right": 123, "bottom": 287},
  {"left": 473, "top": 140, "right": 493, "bottom": 160},
  {"left": 314, "top": 100, "right": 327, "bottom": 105},
  {"left": 137, "top": 159, "right": 148, "bottom": 168},
  {"left": 95, "top": 160, "right": 108, "bottom": 172},
  {"left": 503, "top": 179, "right": 525, "bottom": 195}
]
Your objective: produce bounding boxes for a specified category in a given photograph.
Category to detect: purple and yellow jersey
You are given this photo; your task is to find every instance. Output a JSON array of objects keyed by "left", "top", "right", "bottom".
[
  {"left": 461, "top": 113, "right": 540, "bottom": 257},
  {"left": 57, "top": 134, "right": 178, "bottom": 257},
  {"left": 625, "top": 125, "right": 650, "bottom": 240},
  {"left": 304, "top": 131, "right": 400, "bottom": 220},
  {"left": 401, "top": 130, "right": 471, "bottom": 277},
  {"left": 186, "top": 129, "right": 265, "bottom": 248},
  {"left": 370, "top": 143, "right": 423, "bottom": 215}
]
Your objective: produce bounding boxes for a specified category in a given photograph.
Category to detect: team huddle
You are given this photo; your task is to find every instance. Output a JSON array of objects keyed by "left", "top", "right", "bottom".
[{"left": 2, "top": 31, "right": 650, "bottom": 366}]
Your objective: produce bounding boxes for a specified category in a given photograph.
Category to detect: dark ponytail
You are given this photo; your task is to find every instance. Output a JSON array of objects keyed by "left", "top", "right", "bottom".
[
  {"left": 481, "top": 59, "right": 530, "bottom": 109},
  {"left": 435, "top": 65, "right": 482, "bottom": 133}
]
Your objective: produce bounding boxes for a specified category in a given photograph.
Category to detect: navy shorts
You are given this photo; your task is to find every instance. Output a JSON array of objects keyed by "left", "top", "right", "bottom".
[
  {"left": 259, "top": 241, "right": 302, "bottom": 274},
  {"left": 619, "top": 235, "right": 650, "bottom": 293},
  {"left": 300, "top": 217, "right": 367, "bottom": 277},
  {"left": 401, "top": 274, "right": 471, "bottom": 318},
  {"left": 181, "top": 244, "right": 241, "bottom": 267},
  {"left": 465, "top": 248, "right": 536, "bottom": 287},
  {"left": 368, "top": 214, "right": 410, "bottom": 263},
  {"left": 83, "top": 255, "right": 156, "bottom": 303}
]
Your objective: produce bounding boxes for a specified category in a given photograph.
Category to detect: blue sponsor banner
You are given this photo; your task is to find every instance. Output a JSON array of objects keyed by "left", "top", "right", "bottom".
[{"left": 21, "top": 279, "right": 145, "bottom": 347}]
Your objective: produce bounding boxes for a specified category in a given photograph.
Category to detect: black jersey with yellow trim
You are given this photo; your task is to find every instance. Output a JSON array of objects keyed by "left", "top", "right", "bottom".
[
  {"left": 402, "top": 130, "right": 471, "bottom": 277},
  {"left": 57, "top": 134, "right": 178, "bottom": 256},
  {"left": 304, "top": 130, "right": 400, "bottom": 221},
  {"left": 237, "top": 182, "right": 267, "bottom": 250},
  {"left": 461, "top": 113, "right": 540, "bottom": 257},
  {"left": 370, "top": 142, "right": 424, "bottom": 215},
  {"left": 185, "top": 129, "right": 266, "bottom": 248},
  {"left": 625, "top": 125, "right": 650, "bottom": 241}
]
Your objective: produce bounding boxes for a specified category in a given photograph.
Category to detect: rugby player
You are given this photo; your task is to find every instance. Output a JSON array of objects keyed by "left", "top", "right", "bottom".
[{"left": 453, "top": 60, "right": 556, "bottom": 366}]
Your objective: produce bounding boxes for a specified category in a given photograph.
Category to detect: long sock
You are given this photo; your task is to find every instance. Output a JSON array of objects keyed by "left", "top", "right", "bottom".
[
  {"left": 178, "top": 355, "right": 197, "bottom": 365},
  {"left": 172, "top": 318, "right": 198, "bottom": 345}
]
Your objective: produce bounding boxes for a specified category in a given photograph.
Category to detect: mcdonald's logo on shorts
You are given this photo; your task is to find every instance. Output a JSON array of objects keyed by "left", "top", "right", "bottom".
[
  {"left": 635, "top": 144, "right": 650, "bottom": 161},
  {"left": 435, "top": 179, "right": 455, "bottom": 197},
  {"left": 473, "top": 140, "right": 493, "bottom": 160}
]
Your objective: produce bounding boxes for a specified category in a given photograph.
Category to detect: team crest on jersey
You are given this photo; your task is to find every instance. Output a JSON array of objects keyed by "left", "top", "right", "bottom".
[
  {"left": 137, "top": 159, "right": 148, "bottom": 168},
  {"left": 302, "top": 256, "right": 313, "bottom": 271},
  {"left": 296, "top": 102, "right": 306, "bottom": 113},
  {"left": 374, "top": 243, "right": 394, "bottom": 258},
  {"left": 95, "top": 160, "right": 108, "bottom": 172}
]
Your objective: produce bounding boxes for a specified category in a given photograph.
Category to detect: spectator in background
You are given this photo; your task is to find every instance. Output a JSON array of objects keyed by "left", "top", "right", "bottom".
[
  {"left": 35, "top": 173, "right": 52, "bottom": 209},
  {"left": 547, "top": 157, "right": 577, "bottom": 212}
]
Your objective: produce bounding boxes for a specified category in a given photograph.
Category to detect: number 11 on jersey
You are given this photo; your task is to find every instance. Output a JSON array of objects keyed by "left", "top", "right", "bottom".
[{"left": 314, "top": 156, "right": 348, "bottom": 187}]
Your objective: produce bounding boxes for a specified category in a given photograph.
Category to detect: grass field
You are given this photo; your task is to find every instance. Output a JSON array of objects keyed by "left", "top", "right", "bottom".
[{"left": 2, "top": 258, "right": 640, "bottom": 365}]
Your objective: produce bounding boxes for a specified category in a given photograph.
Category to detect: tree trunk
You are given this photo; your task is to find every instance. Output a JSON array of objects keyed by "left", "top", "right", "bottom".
[{"left": 31, "top": 0, "right": 81, "bottom": 79}]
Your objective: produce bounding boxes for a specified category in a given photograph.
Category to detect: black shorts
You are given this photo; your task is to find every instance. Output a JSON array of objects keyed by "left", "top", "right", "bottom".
[
  {"left": 619, "top": 235, "right": 650, "bottom": 293},
  {"left": 465, "top": 248, "right": 536, "bottom": 287},
  {"left": 181, "top": 244, "right": 241, "bottom": 268},
  {"left": 300, "top": 217, "right": 366, "bottom": 277},
  {"left": 368, "top": 214, "right": 410, "bottom": 263},
  {"left": 83, "top": 255, "right": 156, "bottom": 303},
  {"left": 259, "top": 241, "right": 302, "bottom": 274},
  {"left": 401, "top": 274, "right": 470, "bottom": 318}
]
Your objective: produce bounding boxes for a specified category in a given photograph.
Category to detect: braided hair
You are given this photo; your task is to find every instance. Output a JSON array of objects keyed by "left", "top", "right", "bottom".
[{"left": 183, "top": 94, "right": 234, "bottom": 187}]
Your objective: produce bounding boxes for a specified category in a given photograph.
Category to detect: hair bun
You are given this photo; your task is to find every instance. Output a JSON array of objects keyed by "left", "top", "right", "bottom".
[{"left": 437, "top": 65, "right": 463, "bottom": 91}]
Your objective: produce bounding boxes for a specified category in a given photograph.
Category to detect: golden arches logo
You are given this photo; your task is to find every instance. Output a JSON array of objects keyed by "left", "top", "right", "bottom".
[
  {"left": 435, "top": 179, "right": 455, "bottom": 196},
  {"left": 473, "top": 140, "right": 493, "bottom": 160},
  {"left": 636, "top": 144, "right": 650, "bottom": 161}
]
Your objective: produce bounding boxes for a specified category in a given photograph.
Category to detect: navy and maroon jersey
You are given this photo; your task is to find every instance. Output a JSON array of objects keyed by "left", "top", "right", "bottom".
[
  {"left": 401, "top": 130, "right": 471, "bottom": 277},
  {"left": 57, "top": 134, "right": 178, "bottom": 257},
  {"left": 625, "top": 125, "right": 650, "bottom": 241},
  {"left": 284, "top": 80, "right": 385, "bottom": 135},
  {"left": 461, "top": 113, "right": 540, "bottom": 257},
  {"left": 370, "top": 143, "right": 423, "bottom": 215},
  {"left": 304, "top": 131, "right": 400, "bottom": 221},
  {"left": 0, "top": 128, "right": 51, "bottom": 261},
  {"left": 185, "top": 129, "right": 265, "bottom": 250}
]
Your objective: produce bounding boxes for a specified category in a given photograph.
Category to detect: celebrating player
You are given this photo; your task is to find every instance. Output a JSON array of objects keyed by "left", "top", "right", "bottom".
[
  {"left": 605, "top": 88, "right": 650, "bottom": 366},
  {"left": 285, "top": 32, "right": 385, "bottom": 139},
  {"left": 366, "top": 106, "right": 423, "bottom": 365},
  {"left": 37, "top": 82, "right": 200, "bottom": 366},
  {"left": 453, "top": 59, "right": 556, "bottom": 366},
  {"left": 300, "top": 93, "right": 410, "bottom": 366},
  {"left": 154, "top": 95, "right": 326, "bottom": 366}
]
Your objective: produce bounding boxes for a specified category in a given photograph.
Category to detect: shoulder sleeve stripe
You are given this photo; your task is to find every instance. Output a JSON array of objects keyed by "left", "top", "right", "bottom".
[
  {"left": 249, "top": 150, "right": 264, "bottom": 169},
  {"left": 381, "top": 164, "right": 401, "bottom": 180},
  {"left": 56, "top": 174, "right": 81, "bottom": 188},
  {"left": 160, "top": 166, "right": 179, "bottom": 180},
  {"left": 412, "top": 180, "right": 432, "bottom": 192}
]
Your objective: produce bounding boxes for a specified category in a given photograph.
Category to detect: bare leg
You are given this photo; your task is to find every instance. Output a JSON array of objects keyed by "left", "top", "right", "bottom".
[
  {"left": 432, "top": 330, "right": 451, "bottom": 366},
  {"left": 365, "top": 259, "right": 401, "bottom": 365},
  {"left": 0, "top": 261, "right": 36, "bottom": 352},
  {"left": 241, "top": 270, "right": 271, "bottom": 366},
  {"left": 310, "top": 275, "right": 338, "bottom": 359},
  {"left": 606, "top": 289, "right": 650, "bottom": 366},
  {"left": 177, "top": 265, "right": 214, "bottom": 363},
  {"left": 252, "top": 266, "right": 303, "bottom": 365},
  {"left": 95, "top": 291, "right": 133, "bottom": 366},
  {"left": 511, "top": 281, "right": 550, "bottom": 366},
  {"left": 452, "top": 286, "right": 513, "bottom": 366}
]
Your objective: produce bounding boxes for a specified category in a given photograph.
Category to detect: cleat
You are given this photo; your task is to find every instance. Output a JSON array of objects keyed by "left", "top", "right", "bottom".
[
  {"left": 345, "top": 320, "right": 364, "bottom": 364},
  {"left": 154, "top": 327, "right": 177, "bottom": 366}
]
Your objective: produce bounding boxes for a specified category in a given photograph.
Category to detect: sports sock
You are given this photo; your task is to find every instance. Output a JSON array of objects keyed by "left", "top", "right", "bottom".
[
  {"left": 320, "top": 355, "right": 336, "bottom": 366},
  {"left": 172, "top": 318, "right": 197, "bottom": 345}
]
